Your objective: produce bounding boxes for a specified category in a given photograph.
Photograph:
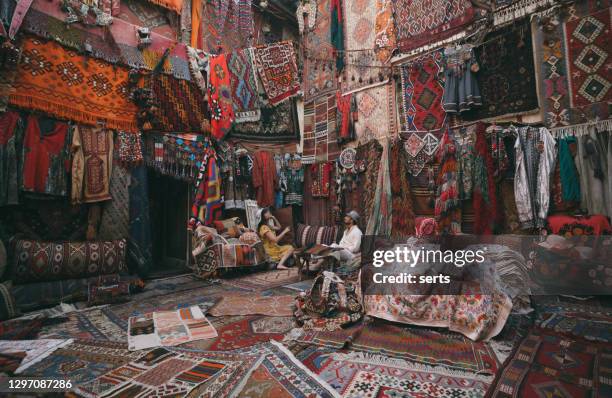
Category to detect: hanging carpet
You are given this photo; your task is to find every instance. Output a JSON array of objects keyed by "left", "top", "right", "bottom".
[
  {"left": 227, "top": 48, "right": 261, "bottom": 123},
  {"left": 374, "top": 0, "right": 397, "bottom": 63},
  {"left": 253, "top": 41, "right": 300, "bottom": 105},
  {"left": 302, "top": 94, "right": 341, "bottom": 164},
  {"left": 231, "top": 100, "right": 299, "bottom": 143},
  {"left": 354, "top": 84, "right": 396, "bottom": 144}
]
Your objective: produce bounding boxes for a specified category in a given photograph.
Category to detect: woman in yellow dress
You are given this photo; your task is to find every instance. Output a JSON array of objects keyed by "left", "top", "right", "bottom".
[{"left": 257, "top": 208, "right": 294, "bottom": 269}]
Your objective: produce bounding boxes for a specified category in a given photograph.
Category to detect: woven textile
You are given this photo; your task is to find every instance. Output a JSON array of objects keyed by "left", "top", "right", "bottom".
[
  {"left": 354, "top": 83, "right": 395, "bottom": 146},
  {"left": 128, "top": 165, "right": 152, "bottom": 276},
  {"left": 392, "top": 0, "right": 474, "bottom": 53},
  {"left": 0, "top": 112, "right": 21, "bottom": 206},
  {"left": 539, "top": 313, "right": 612, "bottom": 343},
  {"left": 464, "top": 20, "right": 538, "bottom": 120},
  {"left": 488, "top": 329, "right": 612, "bottom": 398},
  {"left": 200, "top": 0, "right": 253, "bottom": 53},
  {"left": 128, "top": 305, "right": 217, "bottom": 350},
  {"left": 253, "top": 42, "right": 300, "bottom": 105},
  {"left": 302, "top": 94, "right": 341, "bottom": 164},
  {"left": 145, "top": 74, "right": 210, "bottom": 133},
  {"left": 71, "top": 126, "right": 113, "bottom": 204},
  {"left": 209, "top": 294, "right": 295, "bottom": 317},
  {"left": 116, "top": 131, "right": 143, "bottom": 168},
  {"left": 295, "top": 224, "right": 339, "bottom": 248},
  {"left": 209, "top": 54, "right": 235, "bottom": 140},
  {"left": 0, "top": 339, "right": 71, "bottom": 374},
  {"left": 191, "top": 152, "right": 223, "bottom": 227},
  {"left": 98, "top": 163, "right": 130, "bottom": 241},
  {"left": 227, "top": 48, "right": 261, "bottom": 122},
  {"left": 374, "top": 0, "right": 396, "bottom": 63},
  {"left": 303, "top": 0, "right": 337, "bottom": 99},
  {"left": 400, "top": 52, "right": 446, "bottom": 176},
  {"left": 10, "top": 36, "right": 137, "bottom": 132},
  {"left": 12, "top": 239, "right": 127, "bottom": 284},
  {"left": 223, "top": 268, "right": 301, "bottom": 291},
  {"left": 341, "top": 0, "right": 389, "bottom": 94},
  {"left": 145, "top": 0, "right": 182, "bottom": 13},
  {"left": 231, "top": 100, "right": 299, "bottom": 143}
]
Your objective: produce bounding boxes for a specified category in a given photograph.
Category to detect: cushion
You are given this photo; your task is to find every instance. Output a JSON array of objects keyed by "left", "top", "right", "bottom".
[
  {"left": 272, "top": 207, "right": 294, "bottom": 245},
  {"left": 11, "top": 239, "right": 127, "bottom": 284},
  {"left": 0, "top": 282, "right": 18, "bottom": 321},
  {"left": 213, "top": 218, "right": 240, "bottom": 234},
  {"left": 295, "top": 223, "right": 339, "bottom": 248}
]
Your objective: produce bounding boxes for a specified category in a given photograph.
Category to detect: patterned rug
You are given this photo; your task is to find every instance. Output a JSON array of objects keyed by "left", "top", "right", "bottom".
[
  {"left": 10, "top": 36, "right": 137, "bottom": 132},
  {"left": 539, "top": 313, "right": 612, "bottom": 343},
  {"left": 374, "top": 0, "right": 396, "bottom": 63},
  {"left": 299, "top": 345, "right": 491, "bottom": 397},
  {"left": 487, "top": 329, "right": 612, "bottom": 398},
  {"left": 354, "top": 84, "right": 396, "bottom": 144},
  {"left": 341, "top": 0, "right": 389, "bottom": 94},
  {"left": 227, "top": 48, "right": 261, "bottom": 122},
  {"left": 224, "top": 268, "right": 301, "bottom": 291},
  {"left": 209, "top": 295, "right": 295, "bottom": 317},
  {"left": 302, "top": 94, "right": 341, "bottom": 164},
  {"left": 399, "top": 52, "right": 446, "bottom": 175},
  {"left": 0, "top": 339, "right": 72, "bottom": 374},
  {"left": 98, "top": 162, "right": 130, "bottom": 241},
  {"left": 253, "top": 42, "right": 300, "bottom": 105},
  {"left": 231, "top": 100, "right": 299, "bottom": 143},
  {"left": 290, "top": 321, "right": 499, "bottom": 374},
  {"left": 392, "top": 0, "right": 474, "bottom": 52},
  {"left": 464, "top": 20, "right": 538, "bottom": 121}
]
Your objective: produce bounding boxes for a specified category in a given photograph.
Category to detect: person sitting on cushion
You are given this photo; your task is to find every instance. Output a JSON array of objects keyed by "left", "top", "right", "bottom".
[
  {"left": 310, "top": 210, "right": 363, "bottom": 271},
  {"left": 257, "top": 208, "right": 295, "bottom": 269}
]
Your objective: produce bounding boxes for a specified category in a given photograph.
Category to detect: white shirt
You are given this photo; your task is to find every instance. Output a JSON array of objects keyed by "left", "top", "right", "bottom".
[{"left": 331, "top": 225, "right": 362, "bottom": 254}]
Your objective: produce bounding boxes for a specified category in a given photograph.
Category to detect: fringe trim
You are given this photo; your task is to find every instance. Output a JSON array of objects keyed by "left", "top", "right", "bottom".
[
  {"left": 9, "top": 94, "right": 138, "bottom": 133},
  {"left": 15, "top": 339, "right": 74, "bottom": 374},
  {"left": 550, "top": 119, "right": 612, "bottom": 138},
  {"left": 493, "top": 0, "right": 558, "bottom": 26},
  {"left": 234, "top": 109, "right": 262, "bottom": 123},
  {"left": 331, "top": 352, "right": 495, "bottom": 381},
  {"left": 341, "top": 79, "right": 390, "bottom": 96},
  {"left": 269, "top": 341, "right": 342, "bottom": 398},
  {"left": 146, "top": 0, "right": 182, "bottom": 13}
]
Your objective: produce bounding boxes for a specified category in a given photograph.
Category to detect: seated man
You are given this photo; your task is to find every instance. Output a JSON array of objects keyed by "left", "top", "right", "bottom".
[{"left": 310, "top": 210, "right": 363, "bottom": 271}]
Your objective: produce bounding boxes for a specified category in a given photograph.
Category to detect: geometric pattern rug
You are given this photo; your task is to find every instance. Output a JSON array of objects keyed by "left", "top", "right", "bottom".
[{"left": 223, "top": 268, "right": 301, "bottom": 291}]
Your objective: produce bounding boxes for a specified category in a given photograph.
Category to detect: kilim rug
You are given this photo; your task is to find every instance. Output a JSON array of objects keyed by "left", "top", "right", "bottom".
[
  {"left": 19, "top": 340, "right": 142, "bottom": 384},
  {"left": 231, "top": 99, "right": 299, "bottom": 143},
  {"left": 0, "top": 351, "right": 27, "bottom": 375},
  {"left": 399, "top": 52, "right": 446, "bottom": 176},
  {"left": 302, "top": 94, "right": 342, "bottom": 164},
  {"left": 98, "top": 162, "right": 130, "bottom": 241},
  {"left": 302, "top": 0, "right": 337, "bottom": 99},
  {"left": 464, "top": 19, "right": 538, "bottom": 121},
  {"left": 227, "top": 48, "right": 261, "bottom": 122},
  {"left": 74, "top": 345, "right": 261, "bottom": 397},
  {"left": 209, "top": 294, "right": 295, "bottom": 317},
  {"left": 341, "top": 0, "right": 389, "bottom": 94},
  {"left": 10, "top": 36, "right": 137, "bottom": 132},
  {"left": 223, "top": 268, "right": 301, "bottom": 291},
  {"left": 354, "top": 84, "right": 396, "bottom": 144},
  {"left": 253, "top": 42, "right": 300, "bottom": 105},
  {"left": 0, "top": 339, "right": 72, "bottom": 374},
  {"left": 487, "top": 328, "right": 612, "bottom": 398},
  {"left": 392, "top": 0, "right": 474, "bottom": 53},
  {"left": 290, "top": 321, "right": 499, "bottom": 374},
  {"left": 374, "top": 0, "right": 396, "bottom": 63},
  {"left": 539, "top": 313, "right": 612, "bottom": 343}
]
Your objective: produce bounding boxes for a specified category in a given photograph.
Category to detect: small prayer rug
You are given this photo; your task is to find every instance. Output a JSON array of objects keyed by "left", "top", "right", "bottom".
[
  {"left": 10, "top": 36, "right": 137, "bottom": 132},
  {"left": 487, "top": 328, "right": 612, "bottom": 398},
  {"left": 209, "top": 294, "right": 295, "bottom": 317},
  {"left": 128, "top": 305, "right": 217, "bottom": 351},
  {"left": 253, "top": 41, "right": 300, "bottom": 105},
  {"left": 227, "top": 48, "right": 261, "bottom": 122}
]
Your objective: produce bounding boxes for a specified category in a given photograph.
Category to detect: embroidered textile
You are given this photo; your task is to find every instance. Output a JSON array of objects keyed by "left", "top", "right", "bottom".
[
  {"left": 311, "top": 162, "right": 333, "bottom": 198},
  {"left": 187, "top": 46, "right": 207, "bottom": 94},
  {"left": 336, "top": 92, "right": 356, "bottom": 143},
  {"left": 191, "top": 151, "right": 223, "bottom": 227},
  {"left": 227, "top": 48, "right": 261, "bottom": 122},
  {"left": 0, "top": 111, "right": 23, "bottom": 206},
  {"left": 355, "top": 84, "right": 395, "bottom": 144},
  {"left": 116, "top": 131, "right": 143, "bottom": 168},
  {"left": 392, "top": 0, "right": 474, "bottom": 53},
  {"left": 144, "top": 74, "right": 210, "bottom": 133},
  {"left": 473, "top": 123, "right": 500, "bottom": 234},
  {"left": 366, "top": 139, "right": 393, "bottom": 237},
  {"left": 71, "top": 126, "right": 113, "bottom": 204},
  {"left": 302, "top": 94, "right": 341, "bottom": 164},
  {"left": 302, "top": 0, "right": 337, "bottom": 99},
  {"left": 374, "top": 0, "right": 396, "bottom": 63},
  {"left": 12, "top": 239, "right": 127, "bottom": 284},
  {"left": 209, "top": 54, "right": 234, "bottom": 140},
  {"left": 390, "top": 140, "right": 416, "bottom": 238},
  {"left": 231, "top": 100, "right": 298, "bottom": 143},
  {"left": 209, "top": 295, "right": 295, "bottom": 317},
  {"left": 200, "top": 0, "right": 253, "bottom": 53},
  {"left": 10, "top": 36, "right": 137, "bottom": 132},
  {"left": 487, "top": 329, "right": 612, "bottom": 398},
  {"left": 144, "top": 133, "right": 210, "bottom": 181},
  {"left": 128, "top": 305, "right": 217, "bottom": 350},
  {"left": 22, "top": 115, "right": 71, "bottom": 197},
  {"left": 442, "top": 44, "right": 482, "bottom": 113},
  {"left": 285, "top": 167, "right": 305, "bottom": 205},
  {"left": 435, "top": 130, "right": 461, "bottom": 234},
  {"left": 253, "top": 42, "right": 300, "bottom": 105},
  {"left": 341, "top": 0, "right": 388, "bottom": 94},
  {"left": 464, "top": 21, "right": 538, "bottom": 120}
]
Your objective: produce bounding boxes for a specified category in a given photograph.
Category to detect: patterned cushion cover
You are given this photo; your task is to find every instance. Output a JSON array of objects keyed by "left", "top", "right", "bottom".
[
  {"left": 12, "top": 239, "right": 127, "bottom": 284},
  {"left": 295, "top": 223, "right": 339, "bottom": 248}
]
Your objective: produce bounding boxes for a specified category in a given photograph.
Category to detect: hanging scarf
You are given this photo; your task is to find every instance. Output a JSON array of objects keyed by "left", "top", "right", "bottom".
[
  {"left": 366, "top": 138, "right": 392, "bottom": 237},
  {"left": 330, "top": 0, "right": 344, "bottom": 72},
  {"left": 435, "top": 130, "right": 461, "bottom": 235},
  {"left": 559, "top": 136, "right": 581, "bottom": 202},
  {"left": 336, "top": 92, "right": 356, "bottom": 144},
  {"left": 209, "top": 54, "right": 234, "bottom": 140},
  {"left": 473, "top": 125, "right": 499, "bottom": 234},
  {"left": 190, "top": 150, "right": 223, "bottom": 228},
  {"left": 191, "top": 0, "right": 202, "bottom": 48}
]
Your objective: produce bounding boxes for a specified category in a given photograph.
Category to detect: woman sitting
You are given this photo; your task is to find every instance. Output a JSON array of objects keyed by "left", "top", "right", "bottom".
[{"left": 257, "top": 208, "right": 294, "bottom": 269}]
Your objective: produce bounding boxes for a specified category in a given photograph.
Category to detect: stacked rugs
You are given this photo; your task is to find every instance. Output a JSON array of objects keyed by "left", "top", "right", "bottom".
[
  {"left": 302, "top": 94, "right": 341, "bottom": 164},
  {"left": 10, "top": 36, "right": 137, "bottom": 132},
  {"left": 537, "top": 0, "right": 611, "bottom": 131},
  {"left": 128, "top": 305, "right": 217, "bottom": 351}
]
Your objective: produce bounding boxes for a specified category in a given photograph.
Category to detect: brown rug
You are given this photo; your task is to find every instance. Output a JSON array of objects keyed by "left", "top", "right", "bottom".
[{"left": 209, "top": 295, "right": 295, "bottom": 317}]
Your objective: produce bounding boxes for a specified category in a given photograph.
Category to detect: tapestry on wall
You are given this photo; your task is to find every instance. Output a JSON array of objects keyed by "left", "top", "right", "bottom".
[
  {"left": 10, "top": 36, "right": 137, "bottom": 132},
  {"left": 354, "top": 84, "right": 396, "bottom": 144},
  {"left": 302, "top": 94, "right": 341, "bottom": 164},
  {"left": 226, "top": 48, "right": 261, "bottom": 122},
  {"left": 341, "top": 0, "right": 389, "bottom": 94},
  {"left": 200, "top": 0, "right": 254, "bottom": 53},
  {"left": 253, "top": 41, "right": 300, "bottom": 105},
  {"left": 392, "top": 0, "right": 474, "bottom": 53},
  {"left": 399, "top": 52, "right": 446, "bottom": 176},
  {"left": 302, "top": 0, "right": 337, "bottom": 99},
  {"left": 231, "top": 100, "right": 298, "bottom": 143},
  {"left": 98, "top": 162, "right": 130, "bottom": 241},
  {"left": 374, "top": 0, "right": 397, "bottom": 63},
  {"left": 464, "top": 19, "right": 538, "bottom": 121}
]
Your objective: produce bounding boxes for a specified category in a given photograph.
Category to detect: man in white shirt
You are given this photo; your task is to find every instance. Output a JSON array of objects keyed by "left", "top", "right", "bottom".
[{"left": 309, "top": 210, "right": 363, "bottom": 271}]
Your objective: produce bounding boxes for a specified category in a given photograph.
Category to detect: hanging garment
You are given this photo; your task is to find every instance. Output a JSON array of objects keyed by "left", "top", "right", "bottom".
[
  {"left": 442, "top": 44, "right": 482, "bottom": 113},
  {"left": 311, "top": 162, "right": 333, "bottom": 198},
  {"left": 575, "top": 131, "right": 611, "bottom": 218},
  {"left": 222, "top": 149, "right": 248, "bottom": 210},
  {"left": 366, "top": 139, "right": 392, "bottom": 237},
  {"left": 435, "top": 130, "right": 461, "bottom": 235},
  {"left": 191, "top": 151, "right": 223, "bottom": 227},
  {"left": 330, "top": 0, "right": 344, "bottom": 72},
  {"left": 456, "top": 125, "right": 476, "bottom": 200},
  {"left": 390, "top": 139, "right": 415, "bottom": 238},
  {"left": 336, "top": 92, "right": 356, "bottom": 144},
  {"left": 285, "top": 167, "right": 304, "bottom": 206},
  {"left": 22, "top": 115, "right": 71, "bottom": 197},
  {"left": 558, "top": 136, "right": 581, "bottom": 203},
  {"left": 251, "top": 151, "right": 277, "bottom": 208},
  {"left": 71, "top": 126, "right": 113, "bottom": 204},
  {"left": 274, "top": 153, "right": 287, "bottom": 208},
  {"left": 514, "top": 127, "right": 556, "bottom": 229},
  {"left": 473, "top": 125, "right": 499, "bottom": 234},
  {"left": 0, "top": 111, "right": 23, "bottom": 206}
]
